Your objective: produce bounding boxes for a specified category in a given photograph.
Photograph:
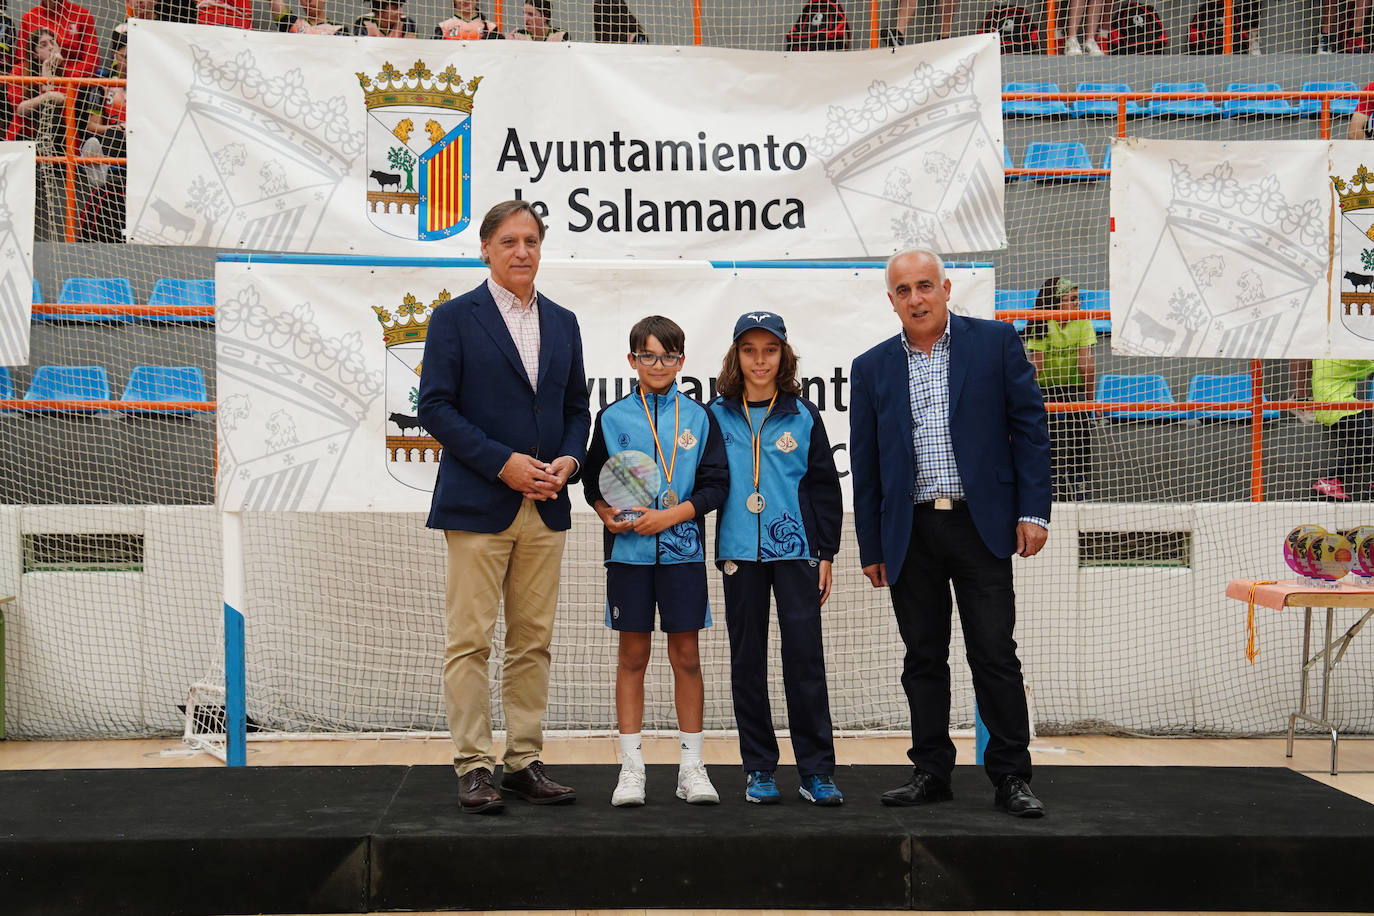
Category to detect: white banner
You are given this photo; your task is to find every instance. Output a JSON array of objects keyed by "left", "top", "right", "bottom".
[
  {"left": 1109, "top": 138, "right": 1374, "bottom": 359},
  {"left": 215, "top": 258, "right": 994, "bottom": 512},
  {"left": 0, "top": 143, "right": 34, "bottom": 367},
  {"left": 128, "top": 21, "right": 1005, "bottom": 260}
]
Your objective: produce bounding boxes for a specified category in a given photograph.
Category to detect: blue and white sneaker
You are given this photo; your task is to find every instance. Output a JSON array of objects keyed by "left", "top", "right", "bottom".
[
  {"left": 744, "top": 770, "right": 781, "bottom": 804},
  {"left": 799, "top": 774, "right": 844, "bottom": 806}
]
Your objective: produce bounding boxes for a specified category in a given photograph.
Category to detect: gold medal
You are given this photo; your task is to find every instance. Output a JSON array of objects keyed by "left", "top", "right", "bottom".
[
  {"left": 746, "top": 492, "right": 766, "bottom": 514},
  {"left": 661, "top": 488, "right": 679, "bottom": 508}
]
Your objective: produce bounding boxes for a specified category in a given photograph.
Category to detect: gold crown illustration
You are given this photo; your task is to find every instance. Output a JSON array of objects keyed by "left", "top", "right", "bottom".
[
  {"left": 1332, "top": 166, "right": 1374, "bottom": 212},
  {"left": 374, "top": 291, "right": 450, "bottom": 346},
  {"left": 357, "top": 61, "right": 482, "bottom": 113}
]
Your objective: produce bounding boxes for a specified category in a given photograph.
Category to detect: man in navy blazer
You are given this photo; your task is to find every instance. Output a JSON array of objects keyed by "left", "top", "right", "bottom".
[
  {"left": 849, "top": 249, "right": 1051, "bottom": 817},
  {"left": 418, "top": 200, "right": 591, "bottom": 814}
]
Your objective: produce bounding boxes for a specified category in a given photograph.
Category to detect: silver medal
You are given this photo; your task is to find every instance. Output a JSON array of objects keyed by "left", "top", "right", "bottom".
[{"left": 746, "top": 492, "right": 766, "bottom": 514}]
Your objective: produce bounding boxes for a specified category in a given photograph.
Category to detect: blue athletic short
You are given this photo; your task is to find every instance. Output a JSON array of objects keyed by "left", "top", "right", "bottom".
[{"left": 604, "top": 562, "right": 711, "bottom": 633}]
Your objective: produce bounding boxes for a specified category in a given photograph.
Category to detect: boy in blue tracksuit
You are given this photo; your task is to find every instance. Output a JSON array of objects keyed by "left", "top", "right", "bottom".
[
  {"left": 708, "top": 312, "right": 844, "bottom": 806},
  {"left": 584, "top": 315, "right": 729, "bottom": 808}
]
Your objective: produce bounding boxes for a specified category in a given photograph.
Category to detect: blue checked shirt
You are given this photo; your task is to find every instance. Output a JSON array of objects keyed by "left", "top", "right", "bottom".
[{"left": 902, "top": 318, "right": 1048, "bottom": 530}]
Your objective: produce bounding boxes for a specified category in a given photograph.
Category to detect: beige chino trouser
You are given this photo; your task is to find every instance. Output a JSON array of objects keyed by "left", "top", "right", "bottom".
[{"left": 443, "top": 499, "right": 567, "bottom": 777}]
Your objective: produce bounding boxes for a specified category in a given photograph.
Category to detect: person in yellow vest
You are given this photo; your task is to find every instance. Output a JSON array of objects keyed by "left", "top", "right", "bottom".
[
  {"left": 1022, "top": 277, "right": 1097, "bottom": 500},
  {"left": 435, "top": 0, "right": 502, "bottom": 39},
  {"left": 508, "top": 0, "right": 567, "bottom": 40},
  {"left": 1311, "top": 359, "right": 1374, "bottom": 501}
]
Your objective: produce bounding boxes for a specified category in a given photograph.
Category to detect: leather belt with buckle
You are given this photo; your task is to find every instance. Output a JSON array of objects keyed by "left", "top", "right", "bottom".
[{"left": 914, "top": 497, "right": 960, "bottom": 510}]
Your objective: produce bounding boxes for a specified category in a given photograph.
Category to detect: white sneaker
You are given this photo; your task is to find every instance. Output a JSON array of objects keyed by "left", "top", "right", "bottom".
[
  {"left": 675, "top": 760, "right": 719, "bottom": 805},
  {"left": 611, "top": 762, "right": 646, "bottom": 807},
  {"left": 1064, "top": 35, "right": 1083, "bottom": 55},
  {"left": 1084, "top": 36, "right": 1104, "bottom": 55}
]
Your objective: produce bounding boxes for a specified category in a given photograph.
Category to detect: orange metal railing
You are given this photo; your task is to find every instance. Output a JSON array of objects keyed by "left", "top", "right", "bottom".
[{"left": 999, "top": 308, "right": 1374, "bottom": 502}]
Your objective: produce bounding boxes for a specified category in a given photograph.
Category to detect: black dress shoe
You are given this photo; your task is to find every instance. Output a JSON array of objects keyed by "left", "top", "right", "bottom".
[
  {"left": 458, "top": 767, "right": 505, "bottom": 814},
  {"left": 994, "top": 774, "right": 1045, "bottom": 818},
  {"left": 881, "top": 26, "right": 905, "bottom": 48},
  {"left": 501, "top": 760, "right": 577, "bottom": 804},
  {"left": 880, "top": 769, "right": 953, "bottom": 807}
]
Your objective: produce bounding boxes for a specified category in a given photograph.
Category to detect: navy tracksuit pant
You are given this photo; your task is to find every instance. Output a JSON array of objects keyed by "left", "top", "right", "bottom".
[{"left": 722, "top": 558, "right": 836, "bottom": 777}]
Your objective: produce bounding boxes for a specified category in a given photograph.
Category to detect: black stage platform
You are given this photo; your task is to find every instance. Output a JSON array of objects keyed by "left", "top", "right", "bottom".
[{"left": 0, "top": 764, "right": 1370, "bottom": 914}]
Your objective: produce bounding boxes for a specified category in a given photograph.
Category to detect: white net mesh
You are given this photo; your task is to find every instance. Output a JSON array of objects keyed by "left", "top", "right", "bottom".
[{"left": 1, "top": 1, "right": 1372, "bottom": 746}]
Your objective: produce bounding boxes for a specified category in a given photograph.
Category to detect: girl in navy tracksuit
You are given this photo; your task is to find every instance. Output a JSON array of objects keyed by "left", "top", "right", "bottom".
[{"left": 708, "top": 311, "right": 843, "bottom": 806}]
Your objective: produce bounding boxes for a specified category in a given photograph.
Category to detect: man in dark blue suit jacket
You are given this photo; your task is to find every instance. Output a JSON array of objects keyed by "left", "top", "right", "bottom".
[
  {"left": 849, "top": 249, "right": 1051, "bottom": 818},
  {"left": 417, "top": 200, "right": 591, "bottom": 814}
]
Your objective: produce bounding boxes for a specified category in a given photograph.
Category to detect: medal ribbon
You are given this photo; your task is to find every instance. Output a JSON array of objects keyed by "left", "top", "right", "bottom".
[
  {"left": 744, "top": 392, "right": 779, "bottom": 496},
  {"left": 638, "top": 388, "right": 678, "bottom": 501}
]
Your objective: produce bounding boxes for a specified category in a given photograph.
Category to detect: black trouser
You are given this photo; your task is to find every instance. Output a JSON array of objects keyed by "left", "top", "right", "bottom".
[
  {"left": 1326, "top": 411, "right": 1374, "bottom": 491},
  {"left": 722, "top": 558, "right": 836, "bottom": 777},
  {"left": 889, "top": 502, "right": 1031, "bottom": 786},
  {"left": 1042, "top": 384, "right": 1091, "bottom": 497}
]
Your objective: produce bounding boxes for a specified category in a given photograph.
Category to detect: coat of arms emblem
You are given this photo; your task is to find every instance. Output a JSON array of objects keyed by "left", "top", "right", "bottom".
[
  {"left": 1331, "top": 166, "right": 1374, "bottom": 343},
  {"left": 374, "top": 292, "right": 446, "bottom": 490},
  {"left": 358, "top": 61, "right": 482, "bottom": 241}
]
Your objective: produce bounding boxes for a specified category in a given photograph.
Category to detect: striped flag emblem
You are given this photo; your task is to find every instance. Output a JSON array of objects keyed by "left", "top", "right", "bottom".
[{"left": 419, "top": 119, "right": 472, "bottom": 240}]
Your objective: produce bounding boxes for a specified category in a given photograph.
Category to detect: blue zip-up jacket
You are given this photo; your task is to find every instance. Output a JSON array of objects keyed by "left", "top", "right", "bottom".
[
  {"left": 583, "top": 383, "right": 729, "bottom": 565},
  {"left": 709, "top": 391, "right": 842, "bottom": 565}
]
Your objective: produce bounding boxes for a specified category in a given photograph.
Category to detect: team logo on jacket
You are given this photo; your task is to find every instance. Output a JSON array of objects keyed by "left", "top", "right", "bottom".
[
  {"left": 775, "top": 431, "right": 798, "bottom": 453},
  {"left": 375, "top": 291, "right": 446, "bottom": 490},
  {"left": 677, "top": 428, "right": 697, "bottom": 450},
  {"left": 359, "top": 61, "right": 481, "bottom": 241}
]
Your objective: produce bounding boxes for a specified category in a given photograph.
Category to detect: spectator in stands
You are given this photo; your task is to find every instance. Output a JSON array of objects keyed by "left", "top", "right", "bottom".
[
  {"left": 508, "top": 0, "right": 567, "bottom": 40},
  {"left": 593, "top": 0, "right": 645, "bottom": 42},
  {"left": 77, "top": 26, "right": 125, "bottom": 242},
  {"left": 1311, "top": 359, "right": 1374, "bottom": 501},
  {"left": 1349, "top": 81, "right": 1374, "bottom": 138},
  {"left": 1023, "top": 277, "right": 1097, "bottom": 500},
  {"left": 0, "top": 1, "right": 16, "bottom": 135},
  {"left": 416, "top": 200, "right": 590, "bottom": 814},
  {"left": 354, "top": 0, "right": 416, "bottom": 36},
  {"left": 17, "top": 0, "right": 97, "bottom": 79},
  {"left": 883, "top": 0, "right": 957, "bottom": 45},
  {"left": 434, "top": 0, "right": 502, "bottom": 39},
  {"left": 271, "top": 0, "right": 344, "bottom": 33},
  {"left": 850, "top": 249, "right": 1049, "bottom": 818},
  {"left": 197, "top": 0, "right": 253, "bottom": 29},
  {"left": 9, "top": 28, "right": 69, "bottom": 239},
  {"left": 1318, "top": 0, "right": 1368, "bottom": 52},
  {"left": 1063, "top": 0, "right": 1107, "bottom": 54}
]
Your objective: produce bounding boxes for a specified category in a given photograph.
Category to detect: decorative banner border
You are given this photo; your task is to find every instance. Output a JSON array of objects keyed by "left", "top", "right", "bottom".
[{"left": 129, "top": 22, "right": 1006, "bottom": 260}]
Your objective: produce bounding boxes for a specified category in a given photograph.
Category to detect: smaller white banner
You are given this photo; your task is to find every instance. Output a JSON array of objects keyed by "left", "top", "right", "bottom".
[
  {"left": 215, "top": 259, "right": 994, "bottom": 513},
  {"left": 0, "top": 143, "right": 35, "bottom": 367},
  {"left": 1109, "top": 138, "right": 1343, "bottom": 359}
]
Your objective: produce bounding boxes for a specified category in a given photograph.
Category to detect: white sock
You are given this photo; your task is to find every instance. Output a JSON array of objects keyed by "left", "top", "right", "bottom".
[
  {"left": 679, "top": 730, "right": 703, "bottom": 768},
  {"left": 619, "top": 732, "right": 644, "bottom": 768}
]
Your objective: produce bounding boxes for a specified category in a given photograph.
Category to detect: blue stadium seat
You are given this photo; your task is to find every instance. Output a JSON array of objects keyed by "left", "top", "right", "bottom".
[
  {"left": 31, "top": 278, "right": 41, "bottom": 303},
  {"left": 1021, "top": 141, "right": 1098, "bottom": 181},
  {"left": 23, "top": 365, "right": 111, "bottom": 411},
  {"left": 1003, "top": 82, "right": 1068, "bottom": 118},
  {"left": 1148, "top": 82, "right": 1220, "bottom": 118},
  {"left": 1096, "top": 373, "right": 1178, "bottom": 420},
  {"left": 0, "top": 365, "right": 11, "bottom": 400},
  {"left": 1186, "top": 374, "right": 1281, "bottom": 420},
  {"left": 1078, "top": 289, "right": 1111, "bottom": 334},
  {"left": 1071, "top": 82, "right": 1142, "bottom": 118},
  {"left": 1222, "top": 82, "right": 1296, "bottom": 118},
  {"left": 47, "top": 277, "right": 135, "bottom": 323},
  {"left": 146, "top": 278, "right": 215, "bottom": 323},
  {"left": 995, "top": 288, "right": 1033, "bottom": 331},
  {"left": 122, "top": 366, "right": 210, "bottom": 414},
  {"left": 1298, "top": 81, "right": 1359, "bottom": 117},
  {"left": 1004, "top": 143, "right": 1013, "bottom": 183}
]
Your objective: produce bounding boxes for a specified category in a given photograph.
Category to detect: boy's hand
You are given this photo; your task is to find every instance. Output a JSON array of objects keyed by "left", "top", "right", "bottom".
[
  {"left": 593, "top": 501, "right": 636, "bottom": 534},
  {"left": 629, "top": 501, "right": 693, "bottom": 537},
  {"left": 817, "top": 559, "right": 833, "bottom": 606}
]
